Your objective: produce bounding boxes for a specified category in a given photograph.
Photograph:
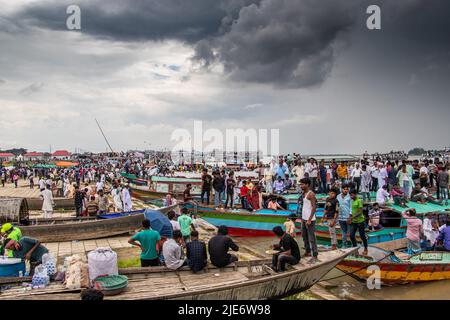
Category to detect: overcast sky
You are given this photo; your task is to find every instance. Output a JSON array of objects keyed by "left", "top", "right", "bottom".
[{"left": 0, "top": 0, "right": 449, "bottom": 154}]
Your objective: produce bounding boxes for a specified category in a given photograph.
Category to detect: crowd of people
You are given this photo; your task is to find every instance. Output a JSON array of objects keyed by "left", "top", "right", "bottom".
[{"left": 1, "top": 150, "right": 449, "bottom": 276}]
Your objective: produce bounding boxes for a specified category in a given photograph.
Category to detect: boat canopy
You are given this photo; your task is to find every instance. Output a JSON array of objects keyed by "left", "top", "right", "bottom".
[{"left": 0, "top": 197, "right": 29, "bottom": 224}]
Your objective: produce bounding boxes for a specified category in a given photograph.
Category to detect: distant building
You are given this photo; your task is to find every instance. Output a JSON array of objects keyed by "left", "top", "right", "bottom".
[
  {"left": 23, "top": 152, "right": 44, "bottom": 161},
  {"left": 52, "top": 150, "right": 71, "bottom": 160},
  {"left": 0, "top": 153, "right": 16, "bottom": 162}
]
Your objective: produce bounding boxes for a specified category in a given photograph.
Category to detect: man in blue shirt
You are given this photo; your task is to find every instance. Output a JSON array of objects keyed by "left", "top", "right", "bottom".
[
  {"left": 336, "top": 184, "right": 352, "bottom": 248},
  {"left": 274, "top": 159, "right": 287, "bottom": 180},
  {"left": 435, "top": 218, "right": 450, "bottom": 251},
  {"left": 186, "top": 230, "right": 208, "bottom": 273}
]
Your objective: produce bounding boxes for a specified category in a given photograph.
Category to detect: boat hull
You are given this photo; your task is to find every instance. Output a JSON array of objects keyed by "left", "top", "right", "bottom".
[
  {"left": 314, "top": 225, "right": 407, "bottom": 245},
  {"left": 21, "top": 212, "right": 146, "bottom": 242},
  {"left": 0, "top": 249, "right": 357, "bottom": 300},
  {"left": 337, "top": 255, "right": 450, "bottom": 284},
  {"left": 27, "top": 197, "right": 75, "bottom": 211},
  {"left": 21, "top": 204, "right": 178, "bottom": 242},
  {"left": 185, "top": 204, "right": 301, "bottom": 237}
]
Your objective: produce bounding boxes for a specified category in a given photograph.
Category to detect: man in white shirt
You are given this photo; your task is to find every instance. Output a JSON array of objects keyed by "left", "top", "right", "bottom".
[
  {"left": 292, "top": 161, "right": 305, "bottom": 190},
  {"left": 370, "top": 163, "right": 380, "bottom": 191},
  {"left": 378, "top": 164, "right": 388, "bottom": 189},
  {"left": 122, "top": 185, "right": 133, "bottom": 212},
  {"left": 351, "top": 163, "right": 362, "bottom": 192},
  {"left": 163, "top": 230, "right": 187, "bottom": 270},
  {"left": 38, "top": 177, "right": 46, "bottom": 190},
  {"left": 305, "top": 159, "right": 318, "bottom": 192},
  {"left": 376, "top": 185, "right": 390, "bottom": 206},
  {"left": 41, "top": 185, "right": 55, "bottom": 219},
  {"left": 96, "top": 181, "right": 104, "bottom": 193}
]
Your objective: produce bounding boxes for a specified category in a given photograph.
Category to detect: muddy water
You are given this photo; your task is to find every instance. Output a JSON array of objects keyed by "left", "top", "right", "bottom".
[{"left": 321, "top": 269, "right": 450, "bottom": 300}]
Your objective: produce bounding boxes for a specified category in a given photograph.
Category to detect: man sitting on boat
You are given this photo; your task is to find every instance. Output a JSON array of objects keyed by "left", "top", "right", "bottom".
[
  {"left": 391, "top": 184, "right": 408, "bottom": 208},
  {"left": 129, "top": 219, "right": 161, "bottom": 267},
  {"left": 411, "top": 183, "right": 443, "bottom": 205},
  {"left": 423, "top": 213, "right": 440, "bottom": 250},
  {"left": 376, "top": 185, "right": 390, "bottom": 206},
  {"left": 163, "top": 193, "right": 177, "bottom": 207},
  {"left": 273, "top": 176, "right": 286, "bottom": 194},
  {"left": 368, "top": 203, "right": 383, "bottom": 231},
  {"left": 271, "top": 226, "right": 301, "bottom": 272},
  {"left": 162, "top": 230, "right": 188, "bottom": 270},
  {"left": 208, "top": 225, "right": 239, "bottom": 268},
  {"left": 186, "top": 230, "right": 208, "bottom": 273},
  {"left": 267, "top": 197, "right": 284, "bottom": 211},
  {"left": 4, "top": 237, "right": 49, "bottom": 276}
]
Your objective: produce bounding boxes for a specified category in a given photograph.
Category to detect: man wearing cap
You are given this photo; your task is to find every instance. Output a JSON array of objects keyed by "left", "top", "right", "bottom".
[
  {"left": 4, "top": 237, "right": 49, "bottom": 275},
  {"left": 1, "top": 223, "right": 22, "bottom": 257}
]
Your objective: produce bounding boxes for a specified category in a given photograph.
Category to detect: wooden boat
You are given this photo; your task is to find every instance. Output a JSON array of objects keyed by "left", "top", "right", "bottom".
[
  {"left": 26, "top": 197, "right": 75, "bottom": 211},
  {"left": 21, "top": 203, "right": 180, "bottom": 242},
  {"left": 184, "top": 203, "right": 301, "bottom": 237},
  {"left": 130, "top": 176, "right": 202, "bottom": 201},
  {"left": 0, "top": 197, "right": 179, "bottom": 242},
  {"left": 0, "top": 248, "right": 357, "bottom": 300},
  {"left": 336, "top": 238, "right": 450, "bottom": 284},
  {"left": 120, "top": 172, "right": 148, "bottom": 186},
  {"left": 21, "top": 211, "right": 146, "bottom": 242}
]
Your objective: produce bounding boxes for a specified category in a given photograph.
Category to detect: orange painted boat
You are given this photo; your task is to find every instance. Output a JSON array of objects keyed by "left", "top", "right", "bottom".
[{"left": 336, "top": 243, "right": 450, "bottom": 284}]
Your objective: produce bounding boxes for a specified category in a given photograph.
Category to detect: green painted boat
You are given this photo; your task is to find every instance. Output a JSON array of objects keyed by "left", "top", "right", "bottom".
[{"left": 130, "top": 176, "right": 202, "bottom": 201}]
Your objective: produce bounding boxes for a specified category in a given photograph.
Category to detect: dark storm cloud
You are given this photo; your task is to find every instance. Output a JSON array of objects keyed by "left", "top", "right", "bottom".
[
  {"left": 12, "top": 0, "right": 231, "bottom": 43},
  {"left": 9, "top": 0, "right": 450, "bottom": 90},
  {"left": 349, "top": 0, "right": 450, "bottom": 93},
  {"left": 193, "top": 0, "right": 358, "bottom": 88},
  {"left": 12, "top": 0, "right": 356, "bottom": 88}
]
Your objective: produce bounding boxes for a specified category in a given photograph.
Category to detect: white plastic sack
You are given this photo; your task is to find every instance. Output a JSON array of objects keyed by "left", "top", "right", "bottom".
[
  {"left": 32, "top": 264, "right": 49, "bottom": 287},
  {"left": 42, "top": 253, "right": 56, "bottom": 276},
  {"left": 87, "top": 247, "right": 118, "bottom": 282}
]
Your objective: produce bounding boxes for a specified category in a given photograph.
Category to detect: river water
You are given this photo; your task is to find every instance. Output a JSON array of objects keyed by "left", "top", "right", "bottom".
[{"left": 320, "top": 269, "right": 450, "bottom": 300}]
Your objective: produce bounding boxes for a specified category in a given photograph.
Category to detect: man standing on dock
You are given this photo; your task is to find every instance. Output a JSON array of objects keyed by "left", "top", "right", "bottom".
[
  {"left": 299, "top": 178, "right": 319, "bottom": 263},
  {"left": 74, "top": 185, "right": 84, "bottom": 217},
  {"left": 40, "top": 184, "right": 55, "bottom": 219},
  {"left": 201, "top": 168, "right": 212, "bottom": 205},
  {"left": 337, "top": 184, "right": 352, "bottom": 248}
]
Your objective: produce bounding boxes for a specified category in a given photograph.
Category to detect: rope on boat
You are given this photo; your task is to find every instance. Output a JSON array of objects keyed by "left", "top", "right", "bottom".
[{"left": 319, "top": 251, "right": 394, "bottom": 282}]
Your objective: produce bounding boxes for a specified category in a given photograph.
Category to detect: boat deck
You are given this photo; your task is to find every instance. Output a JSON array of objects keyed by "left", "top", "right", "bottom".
[{"left": 0, "top": 249, "right": 353, "bottom": 300}]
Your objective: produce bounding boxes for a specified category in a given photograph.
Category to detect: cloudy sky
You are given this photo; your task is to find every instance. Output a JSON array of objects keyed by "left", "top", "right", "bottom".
[{"left": 0, "top": 0, "right": 449, "bottom": 154}]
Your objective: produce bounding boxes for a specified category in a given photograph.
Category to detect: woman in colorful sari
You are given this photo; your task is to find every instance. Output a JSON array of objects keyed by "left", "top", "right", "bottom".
[{"left": 249, "top": 186, "right": 262, "bottom": 211}]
